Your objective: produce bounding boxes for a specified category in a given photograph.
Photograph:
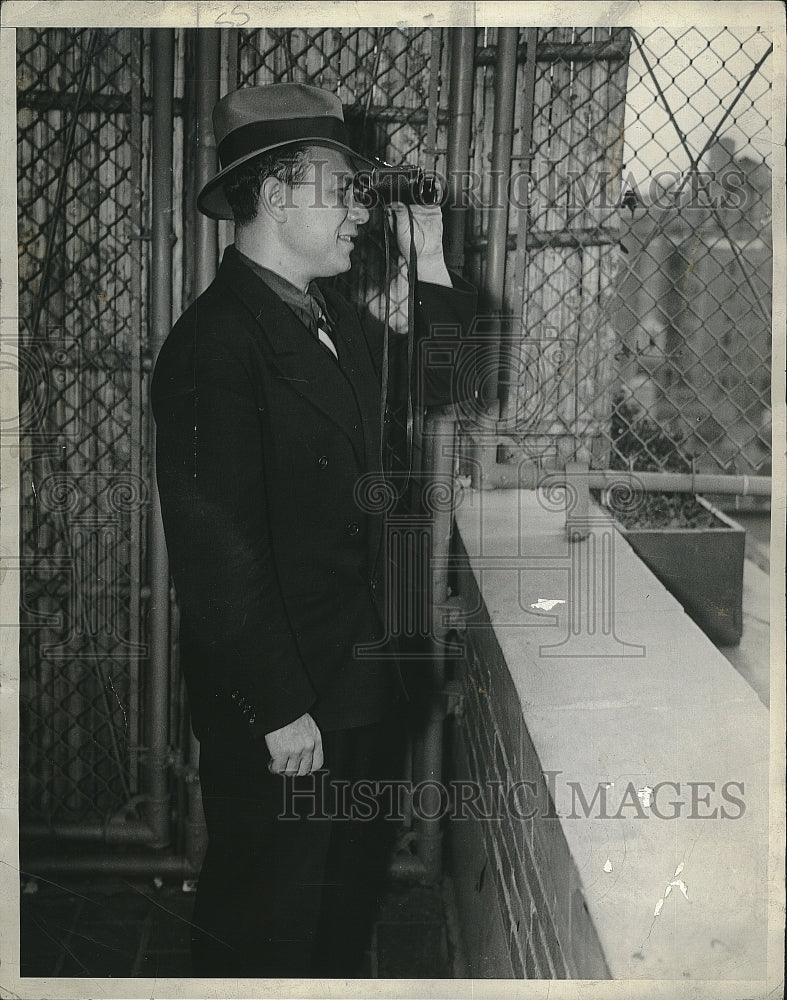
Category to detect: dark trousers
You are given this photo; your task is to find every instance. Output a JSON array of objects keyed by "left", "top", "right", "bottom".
[{"left": 191, "top": 711, "right": 405, "bottom": 978}]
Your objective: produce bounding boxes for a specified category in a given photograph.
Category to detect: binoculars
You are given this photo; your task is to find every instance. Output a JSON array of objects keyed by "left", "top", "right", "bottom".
[{"left": 352, "top": 159, "right": 440, "bottom": 208}]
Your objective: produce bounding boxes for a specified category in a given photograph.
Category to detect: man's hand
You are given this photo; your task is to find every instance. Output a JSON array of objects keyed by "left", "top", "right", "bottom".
[
  {"left": 387, "top": 203, "right": 452, "bottom": 287},
  {"left": 264, "top": 712, "right": 324, "bottom": 777}
]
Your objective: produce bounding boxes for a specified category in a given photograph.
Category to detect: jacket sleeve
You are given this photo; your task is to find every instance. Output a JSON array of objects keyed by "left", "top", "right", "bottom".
[
  {"left": 413, "top": 272, "right": 478, "bottom": 408},
  {"left": 357, "top": 271, "right": 479, "bottom": 410},
  {"left": 151, "top": 325, "right": 316, "bottom": 738}
]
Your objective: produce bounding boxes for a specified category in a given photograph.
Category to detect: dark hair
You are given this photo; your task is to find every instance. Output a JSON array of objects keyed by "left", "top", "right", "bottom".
[{"left": 223, "top": 144, "right": 313, "bottom": 226}]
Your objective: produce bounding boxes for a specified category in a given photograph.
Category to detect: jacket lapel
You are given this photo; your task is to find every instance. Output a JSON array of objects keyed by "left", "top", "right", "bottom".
[
  {"left": 320, "top": 285, "right": 383, "bottom": 474},
  {"left": 217, "top": 249, "right": 367, "bottom": 464},
  {"left": 216, "top": 248, "right": 388, "bottom": 580},
  {"left": 321, "top": 285, "right": 388, "bottom": 579}
]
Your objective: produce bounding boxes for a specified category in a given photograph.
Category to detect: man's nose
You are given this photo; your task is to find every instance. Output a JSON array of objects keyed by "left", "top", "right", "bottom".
[{"left": 347, "top": 195, "right": 370, "bottom": 226}]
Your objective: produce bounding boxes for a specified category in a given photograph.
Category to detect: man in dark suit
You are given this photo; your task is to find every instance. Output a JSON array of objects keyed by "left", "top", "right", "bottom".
[{"left": 151, "top": 83, "right": 476, "bottom": 978}]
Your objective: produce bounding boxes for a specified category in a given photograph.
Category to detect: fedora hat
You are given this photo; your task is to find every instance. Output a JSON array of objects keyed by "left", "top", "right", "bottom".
[{"left": 197, "top": 83, "right": 371, "bottom": 220}]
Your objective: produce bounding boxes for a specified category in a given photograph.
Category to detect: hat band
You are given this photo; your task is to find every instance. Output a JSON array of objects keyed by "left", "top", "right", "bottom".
[{"left": 218, "top": 116, "right": 351, "bottom": 170}]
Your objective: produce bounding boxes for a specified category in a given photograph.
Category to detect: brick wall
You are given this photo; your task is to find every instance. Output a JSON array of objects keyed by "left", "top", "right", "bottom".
[
  {"left": 447, "top": 488, "right": 770, "bottom": 982},
  {"left": 446, "top": 551, "right": 609, "bottom": 980}
]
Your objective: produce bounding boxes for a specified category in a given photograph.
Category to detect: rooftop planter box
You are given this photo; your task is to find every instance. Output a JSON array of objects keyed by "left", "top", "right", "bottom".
[
  {"left": 600, "top": 398, "right": 746, "bottom": 646},
  {"left": 611, "top": 494, "right": 745, "bottom": 646}
]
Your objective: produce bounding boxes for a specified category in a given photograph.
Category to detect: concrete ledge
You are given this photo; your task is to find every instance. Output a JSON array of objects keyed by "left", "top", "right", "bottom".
[{"left": 449, "top": 486, "right": 769, "bottom": 980}]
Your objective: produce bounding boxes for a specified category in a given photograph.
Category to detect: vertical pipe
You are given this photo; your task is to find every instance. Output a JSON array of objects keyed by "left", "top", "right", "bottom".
[
  {"left": 146, "top": 29, "right": 175, "bottom": 849},
  {"left": 444, "top": 28, "right": 476, "bottom": 273},
  {"left": 415, "top": 408, "right": 457, "bottom": 880},
  {"left": 225, "top": 28, "right": 239, "bottom": 90},
  {"left": 426, "top": 415, "right": 457, "bottom": 695},
  {"left": 186, "top": 729, "right": 208, "bottom": 871},
  {"left": 195, "top": 30, "right": 221, "bottom": 295},
  {"left": 182, "top": 26, "right": 221, "bottom": 866},
  {"left": 411, "top": 29, "right": 476, "bottom": 881},
  {"left": 500, "top": 28, "right": 538, "bottom": 426},
  {"left": 466, "top": 30, "right": 519, "bottom": 483},
  {"left": 484, "top": 28, "right": 519, "bottom": 314},
  {"left": 128, "top": 27, "right": 144, "bottom": 795},
  {"left": 219, "top": 29, "right": 240, "bottom": 254}
]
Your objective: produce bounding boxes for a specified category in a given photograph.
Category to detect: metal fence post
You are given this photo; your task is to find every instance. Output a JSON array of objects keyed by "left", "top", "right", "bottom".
[
  {"left": 486, "top": 28, "right": 519, "bottom": 325},
  {"left": 465, "top": 29, "right": 519, "bottom": 482},
  {"left": 405, "top": 30, "right": 479, "bottom": 882},
  {"left": 444, "top": 28, "right": 476, "bottom": 273},
  {"left": 146, "top": 28, "right": 175, "bottom": 850},
  {"left": 195, "top": 30, "right": 221, "bottom": 295},
  {"left": 413, "top": 408, "right": 459, "bottom": 881},
  {"left": 181, "top": 27, "right": 222, "bottom": 869}
]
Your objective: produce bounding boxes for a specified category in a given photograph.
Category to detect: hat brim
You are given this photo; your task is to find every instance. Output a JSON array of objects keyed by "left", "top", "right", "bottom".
[{"left": 197, "top": 139, "right": 375, "bottom": 220}]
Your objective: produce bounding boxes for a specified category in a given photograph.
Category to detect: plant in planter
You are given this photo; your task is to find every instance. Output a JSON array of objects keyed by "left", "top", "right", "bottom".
[{"left": 596, "top": 397, "right": 745, "bottom": 646}]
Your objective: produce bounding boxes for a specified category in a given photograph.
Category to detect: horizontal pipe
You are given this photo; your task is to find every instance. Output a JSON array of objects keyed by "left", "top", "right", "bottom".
[
  {"left": 535, "top": 40, "right": 630, "bottom": 63},
  {"left": 23, "top": 821, "right": 155, "bottom": 845},
  {"left": 468, "top": 226, "right": 621, "bottom": 254},
  {"left": 586, "top": 469, "right": 771, "bottom": 497},
  {"left": 19, "top": 91, "right": 451, "bottom": 128},
  {"left": 18, "top": 92, "right": 449, "bottom": 127},
  {"left": 475, "top": 39, "right": 630, "bottom": 66},
  {"left": 39, "top": 345, "right": 139, "bottom": 373},
  {"left": 347, "top": 104, "right": 450, "bottom": 125},
  {"left": 18, "top": 90, "right": 185, "bottom": 115},
  {"left": 473, "top": 448, "right": 772, "bottom": 498},
  {"left": 21, "top": 853, "right": 197, "bottom": 878}
]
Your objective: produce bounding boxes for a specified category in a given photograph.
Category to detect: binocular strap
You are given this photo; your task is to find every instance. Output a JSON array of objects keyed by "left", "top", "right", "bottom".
[{"left": 379, "top": 208, "right": 418, "bottom": 505}]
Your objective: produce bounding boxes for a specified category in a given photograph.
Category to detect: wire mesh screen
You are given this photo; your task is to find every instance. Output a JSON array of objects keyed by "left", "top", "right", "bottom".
[
  {"left": 17, "top": 28, "right": 149, "bottom": 825},
  {"left": 466, "top": 28, "right": 632, "bottom": 475},
  {"left": 612, "top": 26, "right": 772, "bottom": 477},
  {"left": 486, "top": 26, "right": 772, "bottom": 479}
]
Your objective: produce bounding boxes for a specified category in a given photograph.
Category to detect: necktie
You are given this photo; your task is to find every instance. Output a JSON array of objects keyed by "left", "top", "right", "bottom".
[{"left": 311, "top": 302, "right": 339, "bottom": 361}]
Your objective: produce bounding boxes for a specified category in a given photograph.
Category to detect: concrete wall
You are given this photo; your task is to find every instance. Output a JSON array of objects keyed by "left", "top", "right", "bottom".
[{"left": 446, "top": 487, "right": 770, "bottom": 981}]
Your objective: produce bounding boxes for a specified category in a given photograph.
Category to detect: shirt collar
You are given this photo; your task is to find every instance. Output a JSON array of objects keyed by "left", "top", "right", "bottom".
[{"left": 233, "top": 246, "right": 328, "bottom": 329}]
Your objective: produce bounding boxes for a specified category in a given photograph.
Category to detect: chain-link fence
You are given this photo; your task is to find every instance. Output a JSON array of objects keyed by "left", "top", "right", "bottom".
[
  {"left": 17, "top": 27, "right": 152, "bottom": 828},
  {"left": 612, "top": 25, "right": 772, "bottom": 478},
  {"left": 464, "top": 28, "right": 632, "bottom": 478},
  {"left": 486, "top": 26, "right": 772, "bottom": 482}
]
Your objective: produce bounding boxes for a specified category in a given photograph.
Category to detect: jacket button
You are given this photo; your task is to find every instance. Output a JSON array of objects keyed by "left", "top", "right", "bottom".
[
  {"left": 318, "top": 455, "right": 328, "bottom": 469},
  {"left": 346, "top": 521, "right": 360, "bottom": 537}
]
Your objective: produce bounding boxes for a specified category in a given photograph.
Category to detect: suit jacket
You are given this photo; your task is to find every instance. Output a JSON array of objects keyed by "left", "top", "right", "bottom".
[{"left": 151, "top": 245, "right": 476, "bottom": 741}]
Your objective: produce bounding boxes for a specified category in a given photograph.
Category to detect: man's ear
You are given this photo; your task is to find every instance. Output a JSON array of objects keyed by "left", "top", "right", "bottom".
[{"left": 258, "top": 176, "right": 287, "bottom": 222}]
